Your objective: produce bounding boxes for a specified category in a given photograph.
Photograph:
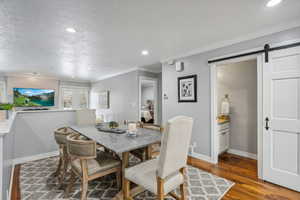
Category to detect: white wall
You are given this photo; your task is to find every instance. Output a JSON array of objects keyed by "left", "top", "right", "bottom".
[{"left": 217, "top": 60, "right": 257, "bottom": 154}]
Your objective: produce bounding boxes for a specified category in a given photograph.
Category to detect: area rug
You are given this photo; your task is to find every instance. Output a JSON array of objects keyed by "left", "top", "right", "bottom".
[{"left": 20, "top": 156, "right": 234, "bottom": 200}]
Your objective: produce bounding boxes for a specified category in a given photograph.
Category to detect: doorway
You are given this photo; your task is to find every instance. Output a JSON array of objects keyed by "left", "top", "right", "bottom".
[
  {"left": 139, "top": 77, "right": 158, "bottom": 124},
  {"left": 210, "top": 55, "right": 263, "bottom": 178}
]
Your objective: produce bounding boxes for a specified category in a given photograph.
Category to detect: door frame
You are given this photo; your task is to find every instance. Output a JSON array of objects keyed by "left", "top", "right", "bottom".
[
  {"left": 138, "top": 76, "right": 158, "bottom": 124},
  {"left": 210, "top": 54, "right": 264, "bottom": 178}
]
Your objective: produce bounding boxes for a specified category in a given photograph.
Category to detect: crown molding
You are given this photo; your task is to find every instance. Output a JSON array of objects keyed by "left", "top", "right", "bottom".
[
  {"left": 93, "top": 67, "right": 139, "bottom": 83},
  {"left": 161, "top": 20, "right": 300, "bottom": 62}
]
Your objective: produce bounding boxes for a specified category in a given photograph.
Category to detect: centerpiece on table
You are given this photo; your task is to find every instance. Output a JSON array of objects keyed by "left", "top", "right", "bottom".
[
  {"left": 108, "top": 121, "right": 119, "bottom": 129},
  {"left": 0, "top": 103, "right": 14, "bottom": 121}
]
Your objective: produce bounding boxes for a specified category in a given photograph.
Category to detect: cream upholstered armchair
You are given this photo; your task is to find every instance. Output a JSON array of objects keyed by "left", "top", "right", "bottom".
[
  {"left": 76, "top": 109, "right": 96, "bottom": 126},
  {"left": 124, "top": 116, "right": 194, "bottom": 200}
]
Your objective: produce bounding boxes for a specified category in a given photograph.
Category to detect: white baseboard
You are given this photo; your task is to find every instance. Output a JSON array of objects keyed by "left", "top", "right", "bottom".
[
  {"left": 189, "top": 152, "right": 214, "bottom": 163},
  {"left": 228, "top": 149, "right": 257, "bottom": 160},
  {"left": 13, "top": 151, "right": 59, "bottom": 165}
]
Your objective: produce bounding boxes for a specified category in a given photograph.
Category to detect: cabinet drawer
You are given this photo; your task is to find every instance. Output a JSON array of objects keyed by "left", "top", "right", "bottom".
[
  {"left": 218, "top": 122, "right": 230, "bottom": 131},
  {"left": 219, "top": 131, "right": 230, "bottom": 153}
]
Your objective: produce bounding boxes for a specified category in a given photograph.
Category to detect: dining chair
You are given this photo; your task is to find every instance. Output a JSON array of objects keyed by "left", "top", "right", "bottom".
[
  {"left": 76, "top": 109, "right": 96, "bottom": 126},
  {"left": 130, "top": 123, "right": 163, "bottom": 161},
  {"left": 124, "top": 116, "right": 193, "bottom": 200},
  {"left": 54, "top": 127, "right": 77, "bottom": 185},
  {"left": 65, "top": 134, "right": 121, "bottom": 200}
]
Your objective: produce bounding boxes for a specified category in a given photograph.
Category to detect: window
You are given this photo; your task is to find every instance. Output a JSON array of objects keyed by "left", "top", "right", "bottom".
[
  {"left": 0, "top": 81, "right": 6, "bottom": 103},
  {"left": 60, "top": 86, "right": 89, "bottom": 109}
]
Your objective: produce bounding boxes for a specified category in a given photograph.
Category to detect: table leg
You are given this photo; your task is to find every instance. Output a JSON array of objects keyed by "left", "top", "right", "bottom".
[
  {"left": 113, "top": 148, "right": 151, "bottom": 200},
  {"left": 121, "top": 152, "right": 129, "bottom": 189},
  {"left": 113, "top": 152, "right": 129, "bottom": 200},
  {"left": 145, "top": 145, "right": 152, "bottom": 160}
]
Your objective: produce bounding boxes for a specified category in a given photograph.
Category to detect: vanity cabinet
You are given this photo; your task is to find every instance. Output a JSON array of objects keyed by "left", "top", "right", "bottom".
[{"left": 218, "top": 121, "right": 230, "bottom": 154}]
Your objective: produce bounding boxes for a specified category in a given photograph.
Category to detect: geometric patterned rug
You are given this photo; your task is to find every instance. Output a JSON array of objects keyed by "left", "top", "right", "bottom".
[{"left": 20, "top": 156, "right": 234, "bottom": 200}]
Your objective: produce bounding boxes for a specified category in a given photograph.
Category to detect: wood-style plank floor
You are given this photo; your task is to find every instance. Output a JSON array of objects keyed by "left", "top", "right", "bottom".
[
  {"left": 11, "top": 153, "right": 300, "bottom": 200},
  {"left": 188, "top": 153, "right": 300, "bottom": 200}
]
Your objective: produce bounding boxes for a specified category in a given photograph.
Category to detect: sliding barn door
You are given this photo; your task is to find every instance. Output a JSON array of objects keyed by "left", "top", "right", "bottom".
[{"left": 263, "top": 46, "right": 300, "bottom": 191}]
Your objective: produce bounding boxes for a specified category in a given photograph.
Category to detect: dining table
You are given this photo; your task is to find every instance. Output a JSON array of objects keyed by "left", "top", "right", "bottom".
[{"left": 70, "top": 124, "right": 162, "bottom": 200}]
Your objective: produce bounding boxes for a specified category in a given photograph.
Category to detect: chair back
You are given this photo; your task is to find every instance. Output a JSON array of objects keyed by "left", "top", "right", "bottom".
[
  {"left": 76, "top": 109, "right": 96, "bottom": 126},
  {"left": 67, "top": 134, "right": 97, "bottom": 159},
  {"left": 54, "top": 127, "right": 74, "bottom": 145},
  {"left": 157, "top": 116, "right": 193, "bottom": 179}
]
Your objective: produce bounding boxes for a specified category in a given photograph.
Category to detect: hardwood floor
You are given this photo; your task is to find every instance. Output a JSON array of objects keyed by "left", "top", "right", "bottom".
[
  {"left": 188, "top": 153, "right": 300, "bottom": 200},
  {"left": 11, "top": 164, "right": 21, "bottom": 200},
  {"left": 11, "top": 153, "right": 300, "bottom": 200}
]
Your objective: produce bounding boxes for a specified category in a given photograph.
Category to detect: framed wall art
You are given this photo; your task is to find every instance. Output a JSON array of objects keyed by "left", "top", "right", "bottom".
[{"left": 178, "top": 74, "right": 197, "bottom": 102}]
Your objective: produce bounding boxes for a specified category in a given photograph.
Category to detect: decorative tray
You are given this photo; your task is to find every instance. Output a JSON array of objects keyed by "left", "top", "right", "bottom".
[{"left": 97, "top": 127, "right": 127, "bottom": 134}]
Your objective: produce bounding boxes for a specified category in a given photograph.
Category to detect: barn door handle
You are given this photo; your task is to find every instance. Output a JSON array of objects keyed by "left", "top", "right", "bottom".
[{"left": 265, "top": 117, "right": 270, "bottom": 130}]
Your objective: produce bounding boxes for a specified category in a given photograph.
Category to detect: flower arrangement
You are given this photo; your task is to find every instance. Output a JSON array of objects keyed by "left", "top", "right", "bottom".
[{"left": 108, "top": 121, "right": 119, "bottom": 129}]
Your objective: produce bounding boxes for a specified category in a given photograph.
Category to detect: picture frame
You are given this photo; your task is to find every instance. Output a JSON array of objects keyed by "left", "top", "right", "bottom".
[
  {"left": 99, "top": 90, "right": 110, "bottom": 109},
  {"left": 178, "top": 74, "right": 197, "bottom": 102}
]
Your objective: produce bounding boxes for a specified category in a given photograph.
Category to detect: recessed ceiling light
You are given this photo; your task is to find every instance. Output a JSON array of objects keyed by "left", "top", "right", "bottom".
[
  {"left": 141, "top": 50, "right": 149, "bottom": 56},
  {"left": 267, "top": 0, "right": 282, "bottom": 7},
  {"left": 66, "top": 27, "right": 76, "bottom": 33}
]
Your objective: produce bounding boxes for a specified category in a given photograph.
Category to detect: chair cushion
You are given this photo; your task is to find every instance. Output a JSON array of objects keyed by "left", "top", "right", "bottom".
[
  {"left": 72, "top": 151, "right": 120, "bottom": 176},
  {"left": 125, "top": 159, "right": 184, "bottom": 195}
]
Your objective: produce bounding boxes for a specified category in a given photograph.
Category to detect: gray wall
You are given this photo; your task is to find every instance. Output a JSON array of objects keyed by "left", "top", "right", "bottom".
[
  {"left": 218, "top": 60, "right": 257, "bottom": 154},
  {"left": 6, "top": 76, "right": 60, "bottom": 108},
  {"left": 5, "top": 76, "right": 90, "bottom": 110},
  {"left": 14, "top": 111, "right": 77, "bottom": 160},
  {"left": 91, "top": 71, "right": 139, "bottom": 122},
  {"left": 162, "top": 26, "right": 300, "bottom": 157},
  {"left": 91, "top": 70, "right": 163, "bottom": 124},
  {"left": 1, "top": 117, "right": 15, "bottom": 200}
]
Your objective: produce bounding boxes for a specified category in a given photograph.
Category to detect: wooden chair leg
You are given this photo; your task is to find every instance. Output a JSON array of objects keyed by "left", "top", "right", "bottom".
[
  {"left": 157, "top": 177, "right": 164, "bottom": 200},
  {"left": 54, "top": 156, "right": 62, "bottom": 177},
  {"left": 123, "top": 178, "right": 130, "bottom": 200},
  {"left": 180, "top": 168, "right": 187, "bottom": 200},
  {"left": 58, "top": 157, "right": 64, "bottom": 184},
  {"left": 80, "top": 160, "right": 89, "bottom": 200},
  {"left": 64, "top": 171, "right": 76, "bottom": 198},
  {"left": 116, "top": 170, "right": 122, "bottom": 189},
  {"left": 80, "top": 179, "right": 88, "bottom": 200},
  {"left": 60, "top": 156, "right": 69, "bottom": 186},
  {"left": 180, "top": 184, "right": 186, "bottom": 200}
]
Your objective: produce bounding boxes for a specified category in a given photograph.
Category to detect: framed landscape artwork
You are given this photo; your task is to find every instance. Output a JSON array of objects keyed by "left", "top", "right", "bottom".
[
  {"left": 178, "top": 74, "right": 197, "bottom": 102},
  {"left": 99, "top": 90, "right": 110, "bottom": 109}
]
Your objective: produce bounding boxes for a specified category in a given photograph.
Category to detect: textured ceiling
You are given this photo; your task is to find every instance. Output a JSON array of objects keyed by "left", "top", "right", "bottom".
[{"left": 0, "top": 0, "right": 300, "bottom": 82}]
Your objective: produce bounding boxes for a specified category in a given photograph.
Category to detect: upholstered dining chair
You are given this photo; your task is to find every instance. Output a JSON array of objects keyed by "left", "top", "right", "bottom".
[
  {"left": 65, "top": 134, "right": 121, "bottom": 200},
  {"left": 76, "top": 109, "right": 96, "bottom": 126},
  {"left": 54, "top": 127, "right": 77, "bottom": 185},
  {"left": 130, "top": 123, "right": 163, "bottom": 160},
  {"left": 124, "top": 116, "right": 193, "bottom": 200}
]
